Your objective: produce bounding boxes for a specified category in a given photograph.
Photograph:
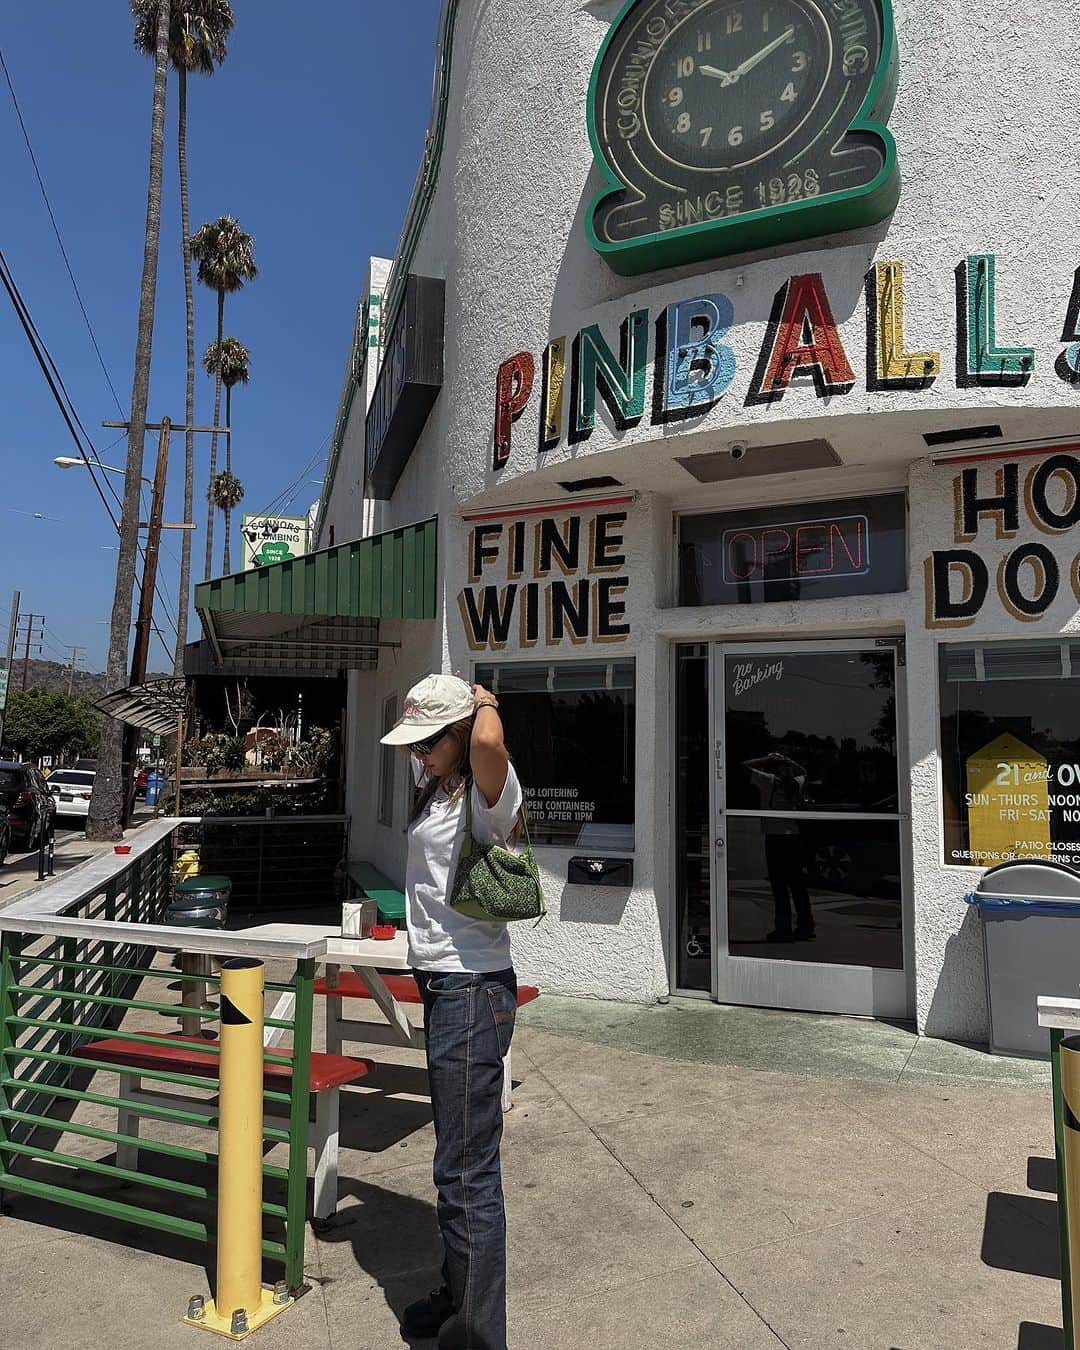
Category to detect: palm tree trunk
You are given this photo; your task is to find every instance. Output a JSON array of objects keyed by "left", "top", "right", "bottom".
[
  {"left": 87, "top": 0, "right": 169, "bottom": 841},
  {"left": 223, "top": 381, "right": 233, "bottom": 573},
  {"left": 174, "top": 65, "right": 195, "bottom": 675},
  {"left": 204, "top": 287, "right": 224, "bottom": 580}
]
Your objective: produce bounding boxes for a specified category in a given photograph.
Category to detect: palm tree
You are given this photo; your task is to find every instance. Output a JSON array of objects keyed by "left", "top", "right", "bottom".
[
  {"left": 191, "top": 215, "right": 257, "bottom": 580},
  {"left": 208, "top": 470, "right": 245, "bottom": 564},
  {"left": 202, "top": 335, "right": 249, "bottom": 571},
  {"left": 132, "top": 2, "right": 235, "bottom": 675},
  {"left": 88, "top": 0, "right": 171, "bottom": 842}
]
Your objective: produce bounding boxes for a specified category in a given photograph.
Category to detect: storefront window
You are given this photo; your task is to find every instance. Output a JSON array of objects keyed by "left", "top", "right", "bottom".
[
  {"left": 678, "top": 493, "right": 907, "bottom": 607},
  {"left": 940, "top": 641, "right": 1080, "bottom": 868},
  {"left": 474, "top": 660, "right": 635, "bottom": 849}
]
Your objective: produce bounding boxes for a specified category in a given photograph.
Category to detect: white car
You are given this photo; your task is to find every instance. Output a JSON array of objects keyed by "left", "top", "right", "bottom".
[{"left": 47, "top": 769, "right": 95, "bottom": 819}]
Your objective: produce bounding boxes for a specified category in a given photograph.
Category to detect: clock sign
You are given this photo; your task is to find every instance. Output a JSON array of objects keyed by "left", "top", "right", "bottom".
[{"left": 587, "top": 0, "right": 900, "bottom": 275}]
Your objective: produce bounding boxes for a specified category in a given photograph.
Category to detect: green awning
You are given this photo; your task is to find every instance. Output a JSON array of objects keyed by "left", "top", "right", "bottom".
[{"left": 194, "top": 517, "right": 437, "bottom": 672}]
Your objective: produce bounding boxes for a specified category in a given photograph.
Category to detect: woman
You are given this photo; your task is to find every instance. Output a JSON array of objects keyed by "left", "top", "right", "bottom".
[{"left": 380, "top": 672, "right": 521, "bottom": 1350}]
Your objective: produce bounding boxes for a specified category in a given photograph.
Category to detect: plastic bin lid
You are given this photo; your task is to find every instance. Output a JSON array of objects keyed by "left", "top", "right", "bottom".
[
  {"left": 175, "top": 875, "right": 231, "bottom": 894},
  {"left": 965, "top": 858, "right": 1080, "bottom": 913}
]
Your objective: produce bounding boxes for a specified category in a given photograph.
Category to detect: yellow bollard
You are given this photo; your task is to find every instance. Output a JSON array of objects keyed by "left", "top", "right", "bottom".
[
  {"left": 1060, "top": 1035, "right": 1080, "bottom": 1347},
  {"left": 184, "top": 957, "right": 293, "bottom": 1339}
]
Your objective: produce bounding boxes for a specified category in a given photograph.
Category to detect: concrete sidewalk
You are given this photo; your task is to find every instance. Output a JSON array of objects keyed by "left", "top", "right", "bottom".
[{"left": 0, "top": 996, "right": 1066, "bottom": 1350}]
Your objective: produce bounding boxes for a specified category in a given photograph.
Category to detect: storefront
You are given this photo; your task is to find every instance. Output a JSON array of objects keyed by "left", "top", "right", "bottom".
[{"left": 218, "top": 0, "right": 1080, "bottom": 1041}]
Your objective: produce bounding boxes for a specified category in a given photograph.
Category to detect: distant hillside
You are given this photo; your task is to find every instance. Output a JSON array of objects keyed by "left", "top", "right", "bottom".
[{"left": 8, "top": 657, "right": 171, "bottom": 699}]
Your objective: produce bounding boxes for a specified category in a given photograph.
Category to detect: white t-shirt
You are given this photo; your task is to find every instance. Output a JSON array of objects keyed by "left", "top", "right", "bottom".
[{"left": 405, "top": 762, "right": 523, "bottom": 973}]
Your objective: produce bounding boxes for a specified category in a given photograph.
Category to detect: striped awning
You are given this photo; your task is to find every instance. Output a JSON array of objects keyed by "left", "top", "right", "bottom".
[{"left": 194, "top": 518, "right": 437, "bottom": 671}]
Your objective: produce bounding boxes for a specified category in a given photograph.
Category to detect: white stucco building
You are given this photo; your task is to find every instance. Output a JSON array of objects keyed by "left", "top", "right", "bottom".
[{"left": 199, "top": 0, "right": 1080, "bottom": 1041}]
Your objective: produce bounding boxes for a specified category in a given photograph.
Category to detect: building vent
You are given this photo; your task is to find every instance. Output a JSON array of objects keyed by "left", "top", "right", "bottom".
[
  {"left": 923, "top": 424, "right": 1003, "bottom": 447},
  {"left": 675, "top": 438, "right": 842, "bottom": 483},
  {"left": 557, "top": 475, "right": 623, "bottom": 492}
]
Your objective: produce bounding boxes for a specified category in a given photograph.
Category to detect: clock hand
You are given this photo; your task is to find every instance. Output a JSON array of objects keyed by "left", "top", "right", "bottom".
[
  {"left": 698, "top": 62, "right": 735, "bottom": 85},
  {"left": 728, "top": 26, "right": 796, "bottom": 82}
]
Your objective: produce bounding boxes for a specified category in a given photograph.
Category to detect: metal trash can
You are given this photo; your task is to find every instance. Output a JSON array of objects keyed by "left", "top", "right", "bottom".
[
  {"left": 966, "top": 859, "right": 1080, "bottom": 1056},
  {"left": 166, "top": 874, "right": 231, "bottom": 930}
]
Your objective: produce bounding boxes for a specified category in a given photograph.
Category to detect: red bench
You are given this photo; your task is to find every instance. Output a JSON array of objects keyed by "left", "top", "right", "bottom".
[
  {"left": 313, "top": 972, "right": 540, "bottom": 1111},
  {"left": 76, "top": 1032, "right": 373, "bottom": 1219}
]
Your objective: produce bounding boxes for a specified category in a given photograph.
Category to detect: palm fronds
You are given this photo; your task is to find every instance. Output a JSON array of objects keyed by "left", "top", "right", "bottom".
[
  {"left": 191, "top": 215, "right": 257, "bottom": 294},
  {"left": 208, "top": 469, "right": 245, "bottom": 511},
  {"left": 203, "top": 335, "right": 250, "bottom": 387},
  {"left": 132, "top": 0, "right": 235, "bottom": 74}
]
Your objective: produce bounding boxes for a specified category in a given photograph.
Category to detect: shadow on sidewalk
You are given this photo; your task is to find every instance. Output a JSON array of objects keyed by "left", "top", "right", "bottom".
[
  {"left": 981, "top": 1192, "right": 1060, "bottom": 1279},
  {"left": 1018, "top": 1323, "right": 1065, "bottom": 1349},
  {"left": 315, "top": 1175, "right": 442, "bottom": 1346}
]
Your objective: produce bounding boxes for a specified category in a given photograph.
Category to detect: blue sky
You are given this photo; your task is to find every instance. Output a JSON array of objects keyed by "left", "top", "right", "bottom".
[{"left": 0, "top": 1, "right": 442, "bottom": 673}]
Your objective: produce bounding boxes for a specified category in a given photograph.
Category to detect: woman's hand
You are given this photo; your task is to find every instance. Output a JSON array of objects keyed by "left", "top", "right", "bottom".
[{"left": 472, "top": 682, "right": 498, "bottom": 711}]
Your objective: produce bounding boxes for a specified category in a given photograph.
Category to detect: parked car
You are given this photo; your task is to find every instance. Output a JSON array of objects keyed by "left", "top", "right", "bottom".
[
  {"left": 0, "top": 761, "right": 56, "bottom": 849},
  {"left": 47, "top": 768, "right": 96, "bottom": 821}
]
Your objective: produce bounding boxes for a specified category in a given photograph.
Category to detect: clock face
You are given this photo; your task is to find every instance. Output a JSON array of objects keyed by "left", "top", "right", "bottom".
[
  {"left": 643, "top": 1, "right": 831, "bottom": 173},
  {"left": 588, "top": 0, "right": 899, "bottom": 275}
]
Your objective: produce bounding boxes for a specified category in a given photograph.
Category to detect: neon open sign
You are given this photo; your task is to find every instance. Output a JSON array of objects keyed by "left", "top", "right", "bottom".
[
  {"left": 722, "top": 514, "right": 870, "bottom": 586},
  {"left": 679, "top": 493, "right": 906, "bottom": 606}
]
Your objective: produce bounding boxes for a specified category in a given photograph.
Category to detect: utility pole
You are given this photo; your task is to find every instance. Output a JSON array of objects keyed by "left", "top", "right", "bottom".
[
  {"left": 0, "top": 590, "right": 20, "bottom": 750},
  {"left": 89, "top": 415, "right": 203, "bottom": 832},
  {"left": 67, "top": 646, "right": 86, "bottom": 697},
  {"left": 101, "top": 416, "right": 223, "bottom": 676},
  {"left": 121, "top": 416, "right": 170, "bottom": 823},
  {"left": 17, "top": 612, "right": 45, "bottom": 690}
]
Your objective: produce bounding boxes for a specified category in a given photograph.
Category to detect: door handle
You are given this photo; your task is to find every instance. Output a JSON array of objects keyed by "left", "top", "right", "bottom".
[{"left": 714, "top": 835, "right": 725, "bottom": 853}]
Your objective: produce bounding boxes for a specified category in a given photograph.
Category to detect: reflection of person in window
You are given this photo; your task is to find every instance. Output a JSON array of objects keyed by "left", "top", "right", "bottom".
[{"left": 744, "top": 753, "right": 815, "bottom": 942}]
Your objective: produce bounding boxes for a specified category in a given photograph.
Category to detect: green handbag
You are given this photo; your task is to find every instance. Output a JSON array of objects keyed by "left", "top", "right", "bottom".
[{"left": 450, "top": 783, "right": 547, "bottom": 923}]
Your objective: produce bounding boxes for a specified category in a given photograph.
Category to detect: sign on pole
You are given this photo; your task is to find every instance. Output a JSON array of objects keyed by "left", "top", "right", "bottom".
[
  {"left": 240, "top": 515, "right": 310, "bottom": 571},
  {"left": 0, "top": 669, "right": 9, "bottom": 714}
]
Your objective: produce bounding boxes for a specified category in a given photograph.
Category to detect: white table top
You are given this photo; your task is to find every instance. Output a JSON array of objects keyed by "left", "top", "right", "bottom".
[{"left": 237, "top": 923, "right": 411, "bottom": 970}]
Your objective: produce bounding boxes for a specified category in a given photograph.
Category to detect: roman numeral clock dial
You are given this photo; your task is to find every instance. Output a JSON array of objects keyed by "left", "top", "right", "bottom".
[{"left": 587, "top": 0, "right": 900, "bottom": 276}]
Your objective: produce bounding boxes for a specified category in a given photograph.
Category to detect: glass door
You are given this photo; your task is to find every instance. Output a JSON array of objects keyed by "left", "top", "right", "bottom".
[{"left": 711, "top": 641, "right": 910, "bottom": 1017}]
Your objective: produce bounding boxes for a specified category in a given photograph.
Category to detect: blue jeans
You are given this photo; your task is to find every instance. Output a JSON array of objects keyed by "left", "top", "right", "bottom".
[{"left": 414, "top": 968, "right": 517, "bottom": 1350}]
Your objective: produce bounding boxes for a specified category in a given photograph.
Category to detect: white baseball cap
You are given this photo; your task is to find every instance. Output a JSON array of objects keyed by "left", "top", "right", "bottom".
[{"left": 379, "top": 673, "right": 475, "bottom": 746}]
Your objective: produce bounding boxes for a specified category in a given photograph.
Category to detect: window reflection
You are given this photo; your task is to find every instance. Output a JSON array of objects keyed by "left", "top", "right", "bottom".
[
  {"left": 726, "top": 817, "right": 903, "bottom": 968},
  {"left": 725, "top": 652, "right": 898, "bottom": 813}
]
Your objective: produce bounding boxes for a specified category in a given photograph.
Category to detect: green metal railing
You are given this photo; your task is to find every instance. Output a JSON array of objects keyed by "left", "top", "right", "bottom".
[
  {"left": 0, "top": 835, "right": 317, "bottom": 1291},
  {"left": 175, "top": 815, "right": 348, "bottom": 913}
]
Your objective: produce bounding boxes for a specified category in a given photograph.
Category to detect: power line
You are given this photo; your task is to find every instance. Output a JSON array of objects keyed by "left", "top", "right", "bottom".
[
  {"left": 0, "top": 248, "right": 181, "bottom": 664},
  {"left": 0, "top": 44, "right": 125, "bottom": 414},
  {"left": 0, "top": 247, "right": 120, "bottom": 527},
  {"left": 252, "top": 434, "right": 331, "bottom": 521}
]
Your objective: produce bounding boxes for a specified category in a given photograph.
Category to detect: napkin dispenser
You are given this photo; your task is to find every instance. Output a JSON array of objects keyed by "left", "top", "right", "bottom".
[
  {"left": 342, "top": 899, "right": 377, "bottom": 939},
  {"left": 567, "top": 857, "right": 633, "bottom": 888}
]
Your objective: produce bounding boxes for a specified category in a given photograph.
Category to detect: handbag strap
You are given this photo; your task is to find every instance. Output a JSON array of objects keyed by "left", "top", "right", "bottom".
[
  {"left": 461, "top": 775, "right": 532, "bottom": 853},
  {"left": 460, "top": 780, "right": 474, "bottom": 859}
]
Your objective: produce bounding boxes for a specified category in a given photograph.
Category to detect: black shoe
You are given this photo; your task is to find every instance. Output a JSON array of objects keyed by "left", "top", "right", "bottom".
[
  {"left": 401, "top": 1287, "right": 454, "bottom": 1338},
  {"left": 793, "top": 927, "right": 817, "bottom": 941},
  {"left": 765, "top": 929, "right": 793, "bottom": 942}
]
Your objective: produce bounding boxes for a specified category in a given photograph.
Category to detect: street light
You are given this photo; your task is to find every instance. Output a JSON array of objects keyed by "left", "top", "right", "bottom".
[
  {"left": 54, "top": 456, "right": 152, "bottom": 487},
  {"left": 54, "top": 458, "right": 195, "bottom": 530}
]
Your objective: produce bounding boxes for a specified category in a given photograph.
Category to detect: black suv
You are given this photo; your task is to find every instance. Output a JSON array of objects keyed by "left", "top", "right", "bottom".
[{"left": 0, "top": 761, "right": 55, "bottom": 850}]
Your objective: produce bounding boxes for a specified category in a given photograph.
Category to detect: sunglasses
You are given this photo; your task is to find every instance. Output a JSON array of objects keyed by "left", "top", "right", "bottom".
[{"left": 410, "top": 728, "right": 450, "bottom": 757}]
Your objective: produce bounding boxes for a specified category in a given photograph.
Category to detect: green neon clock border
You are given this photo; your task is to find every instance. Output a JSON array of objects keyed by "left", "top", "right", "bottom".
[{"left": 585, "top": 0, "right": 901, "bottom": 277}]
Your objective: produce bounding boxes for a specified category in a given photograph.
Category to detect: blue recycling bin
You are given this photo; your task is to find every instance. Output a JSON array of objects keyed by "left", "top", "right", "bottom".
[{"left": 145, "top": 770, "right": 165, "bottom": 807}]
